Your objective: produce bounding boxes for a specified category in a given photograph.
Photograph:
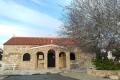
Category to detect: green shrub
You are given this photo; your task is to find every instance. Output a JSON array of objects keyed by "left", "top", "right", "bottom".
[{"left": 92, "top": 58, "right": 120, "bottom": 70}]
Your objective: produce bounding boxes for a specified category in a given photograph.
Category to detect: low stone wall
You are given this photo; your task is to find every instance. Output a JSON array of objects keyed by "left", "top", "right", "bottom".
[{"left": 87, "top": 68, "right": 120, "bottom": 79}]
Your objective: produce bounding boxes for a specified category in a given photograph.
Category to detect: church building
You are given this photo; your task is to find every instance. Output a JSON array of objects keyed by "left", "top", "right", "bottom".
[{"left": 2, "top": 37, "right": 78, "bottom": 70}]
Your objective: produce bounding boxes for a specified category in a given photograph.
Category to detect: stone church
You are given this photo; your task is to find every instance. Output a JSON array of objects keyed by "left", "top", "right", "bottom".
[{"left": 2, "top": 37, "right": 87, "bottom": 70}]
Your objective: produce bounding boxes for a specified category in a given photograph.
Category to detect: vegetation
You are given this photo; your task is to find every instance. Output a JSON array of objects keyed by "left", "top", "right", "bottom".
[
  {"left": 60, "top": 0, "right": 120, "bottom": 54},
  {"left": 0, "top": 48, "right": 3, "bottom": 60},
  {"left": 92, "top": 58, "right": 120, "bottom": 70},
  {"left": 60, "top": 0, "right": 120, "bottom": 70}
]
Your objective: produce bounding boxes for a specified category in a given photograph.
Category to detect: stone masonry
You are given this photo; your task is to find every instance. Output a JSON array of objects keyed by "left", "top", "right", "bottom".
[
  {"left": 2, "top": 37, "right": 93, "bottom": 71},
  {"left": 2, "top": 45, "right": 71, "bottom": 70}
]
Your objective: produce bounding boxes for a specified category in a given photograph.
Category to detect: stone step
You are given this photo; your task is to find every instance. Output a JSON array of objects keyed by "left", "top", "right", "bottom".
[{"left": 70, "top": 60, "right": 80, "bottom": 69}]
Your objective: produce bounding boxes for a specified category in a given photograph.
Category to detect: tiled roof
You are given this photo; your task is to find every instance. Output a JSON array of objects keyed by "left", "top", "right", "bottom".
[{"left": 3, "top": 37, "right": 74, "bottom": 45}]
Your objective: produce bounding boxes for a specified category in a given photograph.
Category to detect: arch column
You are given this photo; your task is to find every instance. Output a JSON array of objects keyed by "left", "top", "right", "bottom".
[
  {"left": 66, "top": 52, "right": 70, "bottom": 70},
  {"left": 34, "top": 52, "right": 37, "bottom": 70},
  {"left": 31, "top": 51, "right": 37, "bottom": 70},
  {"left": 55, "top": 51, "right": 59, "bottom": 70},
  {"left": 44, "top": 51, "right": 47, "bottom": 69}
]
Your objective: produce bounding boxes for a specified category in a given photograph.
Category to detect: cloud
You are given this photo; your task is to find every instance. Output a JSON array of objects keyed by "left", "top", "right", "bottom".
[
  {"left": 0, "top": 0, "right": 65, "bottom": 48},
  {"left": 0, "top": 23, "right": 57, "bottom": 37},
  {"left": 56, "top": 0, "right": 71, "bottom": 6},
  {"left": 0, "top": 0, "right": 62, "bottom": 30},
  {"left": 0, "top": 24, "right": 18, "bottom": 37},
  {"left": 31, "top": 0, "right": 47, "bottom": 6}
]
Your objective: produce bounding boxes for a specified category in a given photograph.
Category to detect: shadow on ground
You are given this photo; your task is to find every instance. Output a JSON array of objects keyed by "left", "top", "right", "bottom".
[{"left": 3, "top": 74, "right": 78, "bottom": 80}]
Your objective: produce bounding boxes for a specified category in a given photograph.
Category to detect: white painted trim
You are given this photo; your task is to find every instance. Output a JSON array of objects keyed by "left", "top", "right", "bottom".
[{"left": 30, "top": 44, "right": 67, "bottom": 49}]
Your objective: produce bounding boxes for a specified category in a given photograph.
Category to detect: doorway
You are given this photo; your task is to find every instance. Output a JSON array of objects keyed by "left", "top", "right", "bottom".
[{"left": 48, "top": 50, "right": 55, "bottom": 67}]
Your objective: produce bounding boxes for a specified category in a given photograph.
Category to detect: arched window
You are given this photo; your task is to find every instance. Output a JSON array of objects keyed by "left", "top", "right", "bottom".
[
  {"left": 23, "top": 53, "right": 30, "bottom": 61},
  {"left": 70, "top": 53, "right": 75, "bottom": 60}
]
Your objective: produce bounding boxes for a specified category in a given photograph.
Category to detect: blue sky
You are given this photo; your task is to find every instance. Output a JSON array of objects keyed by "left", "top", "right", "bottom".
[{"left": 0, "top": 0, "right": 71, "bottom": 48}]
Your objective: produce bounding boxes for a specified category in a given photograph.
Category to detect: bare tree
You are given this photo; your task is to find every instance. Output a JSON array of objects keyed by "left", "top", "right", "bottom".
[
  {"left": 0, "top": 48, "right": 2, "bottom": 60},
  {"left": 60, "top": 0, "right": 120, "bottom": 56}
]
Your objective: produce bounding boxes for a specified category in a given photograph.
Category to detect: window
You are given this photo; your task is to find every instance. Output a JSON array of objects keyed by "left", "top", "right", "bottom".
[
  {"left": 23, "top": 53, "right": 30, "bottom": 61},
  {"left": 37, "top": 52, "right": 44, "bottom": 60},
  {"left": 70, "top": 53, "right": 75, "bottom": 60}
]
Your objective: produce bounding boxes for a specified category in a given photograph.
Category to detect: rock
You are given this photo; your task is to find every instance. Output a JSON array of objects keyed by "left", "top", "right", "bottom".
[
  {"left": 109, "top": 75, "right": 119, "bottom": 80},
  {"left": 117, "top": 72, "right": 120, "bottom": 78}
]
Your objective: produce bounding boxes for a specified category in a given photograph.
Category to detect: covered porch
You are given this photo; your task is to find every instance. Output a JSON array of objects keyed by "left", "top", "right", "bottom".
[{"left": 31, "top": 44, "right": 70, "bottom": 70}]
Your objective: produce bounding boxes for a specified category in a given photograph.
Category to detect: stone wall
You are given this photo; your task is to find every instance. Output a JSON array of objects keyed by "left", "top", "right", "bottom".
[
  {"left": 37, "top": 60, "right": 44, "bottom": 69},
  {"left": 2, "top": 44, "right": 94, "bottom": 70},
  {"left": 3, "top": 45, "right": 36, "bottom": 70},
  {"left": 75, "top": 49, "right": 94, "bottom": 68},
  {"left": 87, "top": 68, "right": 120, "bottom": 79},
  {"left": 2, "top": 45, "right": 71, "bottom": 70}
]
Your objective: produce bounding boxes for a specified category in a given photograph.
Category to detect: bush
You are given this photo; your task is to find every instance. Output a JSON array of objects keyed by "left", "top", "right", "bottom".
[{"left": 92, "top": 58, "right": 120, "bottom": 70}]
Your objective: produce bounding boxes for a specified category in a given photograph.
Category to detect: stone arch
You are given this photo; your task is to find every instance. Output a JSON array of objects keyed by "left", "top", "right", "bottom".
[
  {"left": 23, "top": 53, "right": 30, "bottom": 61},
  {"left": 70, "top": 52, "right": 75, "bottom": 60},
  {"left": 47, "top": 49, "right": 55, "bottom": 67},
  {"left": 36, "top": 52, "right": 44, "bottom": 69},
  {"left": 59, "top": 52, "right": 66, "bottom": 68}
]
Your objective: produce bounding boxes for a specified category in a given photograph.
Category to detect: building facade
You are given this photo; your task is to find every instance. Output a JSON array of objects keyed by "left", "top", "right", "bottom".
[{"left": 2, "top": 37, "right": 78, "bottom": 70}]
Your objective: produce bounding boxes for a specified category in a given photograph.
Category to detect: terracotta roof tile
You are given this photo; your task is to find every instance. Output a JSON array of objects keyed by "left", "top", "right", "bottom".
[{"left": 3, "top": 37, "right": 74, "bottom": 45}]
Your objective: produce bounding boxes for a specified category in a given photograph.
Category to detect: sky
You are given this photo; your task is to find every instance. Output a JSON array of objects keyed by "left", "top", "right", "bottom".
[{"left": 0, "top": 0, "right": 71, "bottom": 48}]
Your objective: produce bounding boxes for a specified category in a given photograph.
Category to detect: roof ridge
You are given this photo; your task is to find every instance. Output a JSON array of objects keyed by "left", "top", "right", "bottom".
[{"left": 12, "top": 36, "right": 62, "bottom": 39}]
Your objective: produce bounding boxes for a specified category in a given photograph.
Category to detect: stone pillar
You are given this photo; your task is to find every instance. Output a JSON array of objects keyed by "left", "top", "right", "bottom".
[
  {"left": 66, "top": 52, "right": 70, "bottom": 70},
  {"left": 44, "top": 52, "right": 47, "bottom": 69},
  {"left": 56, "top": 52, "right": 59, "bottom": 70},
  {"left": 34, "top": 51, "right": 37, "bottom": 70}
]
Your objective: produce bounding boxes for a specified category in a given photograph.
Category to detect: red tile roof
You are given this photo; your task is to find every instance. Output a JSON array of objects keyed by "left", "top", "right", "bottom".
[{"left": 4, "top": 37, "right": 74, "bottom": 46}]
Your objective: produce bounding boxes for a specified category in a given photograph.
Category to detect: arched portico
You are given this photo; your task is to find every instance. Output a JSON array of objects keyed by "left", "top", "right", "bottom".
[{"left": 32, "top": 44, "right": 70, "bottom": 70}]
